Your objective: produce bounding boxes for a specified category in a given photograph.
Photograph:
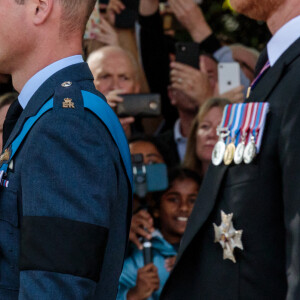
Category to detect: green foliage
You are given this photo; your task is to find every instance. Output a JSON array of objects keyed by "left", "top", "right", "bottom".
[{"left": 201, "top": 0, "right": 271, "bottom": 50}]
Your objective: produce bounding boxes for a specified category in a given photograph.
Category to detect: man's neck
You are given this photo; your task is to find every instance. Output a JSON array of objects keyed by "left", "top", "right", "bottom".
[
  {"left": 267, "top": 2, "right": 300, "bottom": 34},
  {"left": 12, "top": 42, "right": 82, "bottom": 93},
  {"left": 178, "top": 110, "right": 196, "bottom": 138}
]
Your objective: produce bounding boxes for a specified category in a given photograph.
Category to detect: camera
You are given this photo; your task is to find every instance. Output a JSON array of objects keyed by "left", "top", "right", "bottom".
[{"left": 131, "top": 154, "right": 168, "bottom": 198}]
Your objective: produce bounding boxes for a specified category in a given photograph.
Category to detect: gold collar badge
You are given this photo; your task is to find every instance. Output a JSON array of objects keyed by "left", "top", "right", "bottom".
[
  {"left": 0, "top": 148, "right": 11, "bottom": 163},
  {"left": 62, "top": 98, "right": 75, "bottom": 109},
  {"left": 213, "top": 211, "right": 243, "bottom": 263}
]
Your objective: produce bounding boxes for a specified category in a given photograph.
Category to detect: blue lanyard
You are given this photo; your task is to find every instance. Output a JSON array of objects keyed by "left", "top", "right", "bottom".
[{"left": 0, "top": 92, "right": 133, "bottom": 189}]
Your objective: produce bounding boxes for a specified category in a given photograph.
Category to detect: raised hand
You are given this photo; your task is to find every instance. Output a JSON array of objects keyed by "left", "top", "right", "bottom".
[
  {"left": 129, "top": 210, "right": 155, "bottom": 250},
  {"left": 127, "top": 263, "right": 160, "bottom": 300}
]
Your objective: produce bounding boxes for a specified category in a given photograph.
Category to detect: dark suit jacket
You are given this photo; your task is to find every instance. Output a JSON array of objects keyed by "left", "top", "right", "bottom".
[
  {"left": 161, "top": 37, "right": 300, "bottom": 300},
  {"left": 0, "top": 63, "right": 131, "bottom": 299},
  {"left": 155, "top": 129, "right": 180, "bottom": 169}
]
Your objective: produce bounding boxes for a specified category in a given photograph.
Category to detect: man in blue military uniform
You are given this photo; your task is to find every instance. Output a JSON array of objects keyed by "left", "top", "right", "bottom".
[{"left": 0, "top": 0, "right": 132, "bottom": 299}]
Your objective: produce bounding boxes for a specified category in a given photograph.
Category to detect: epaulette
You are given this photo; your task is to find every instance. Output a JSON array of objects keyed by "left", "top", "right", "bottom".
[
  {"left": 53, "top": 81, "right": 84, "bottom": 114},
  {"left": 0, "top": 83, "right": 133, "bottom": 191}
]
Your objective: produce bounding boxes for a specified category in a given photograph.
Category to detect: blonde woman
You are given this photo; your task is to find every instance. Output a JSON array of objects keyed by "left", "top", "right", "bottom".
[{"left": 183, "top": 98, "right": 230, "bottom": 177}]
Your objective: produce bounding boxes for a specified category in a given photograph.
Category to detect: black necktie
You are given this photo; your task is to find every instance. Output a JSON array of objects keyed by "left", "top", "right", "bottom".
[
  {"left": 254, "top": 47, "right": 269, "bottom": 77},
  {"left": 2, "top": 99, "right": 23, "bottom": 148}
]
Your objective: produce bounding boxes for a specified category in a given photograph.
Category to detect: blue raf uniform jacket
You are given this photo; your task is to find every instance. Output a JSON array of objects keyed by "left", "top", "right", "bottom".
[{"left": 0, "top": 62, "right": 132, "bottom": 299}]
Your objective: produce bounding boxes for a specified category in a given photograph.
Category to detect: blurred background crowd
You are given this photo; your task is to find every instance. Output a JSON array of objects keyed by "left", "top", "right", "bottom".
[{"left": 0, "top": 0, "right": 270, "bottom": 299}]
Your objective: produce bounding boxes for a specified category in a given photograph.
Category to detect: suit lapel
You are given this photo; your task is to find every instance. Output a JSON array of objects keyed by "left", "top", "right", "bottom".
[
  {"left": 3, "top": 63, "right": 94, "bottom": 151},
  {"left": 249, "top": 37, "right": 300, "bottom": 103},
  {"left": 176, "top": 164, "right": 228, "bottom": 262}
]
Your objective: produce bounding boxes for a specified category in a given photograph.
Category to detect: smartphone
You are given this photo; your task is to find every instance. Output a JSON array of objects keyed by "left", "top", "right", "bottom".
[
  {"left": 175, "top": 42, "right": 200, "bottom": 69},
  {"left": 116, "top": 94, "right": 161, "bottom": 118},
  {"left": 115, "top": 0, "right": 139, "bottom": 28},
  {"left": 132, "top": 163, "right": 168, "bottom": 196},
  {"left": 218, "top": 62, "right": 241, "bottom": 94}
]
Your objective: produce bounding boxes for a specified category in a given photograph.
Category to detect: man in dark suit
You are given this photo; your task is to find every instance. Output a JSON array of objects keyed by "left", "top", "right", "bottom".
[
  {"left": 0, "top": 0, "right": 132, "bottom": 299},
  {"left": 161, "top": 0, "right": 300, "bottom": 299}
]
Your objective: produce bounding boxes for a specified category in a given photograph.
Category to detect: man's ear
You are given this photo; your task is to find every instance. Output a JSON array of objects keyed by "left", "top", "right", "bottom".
[{"left": 32, "top": 0, "right": 54, "bottom": 25}]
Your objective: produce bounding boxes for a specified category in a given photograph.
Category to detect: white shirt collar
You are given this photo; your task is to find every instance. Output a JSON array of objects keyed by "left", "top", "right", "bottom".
[
  {"left": 18, "top": 55, "right": 84, "bottom": 109},
  {"left": 267, "top": 15, "right": 300, "bottom": 67}
]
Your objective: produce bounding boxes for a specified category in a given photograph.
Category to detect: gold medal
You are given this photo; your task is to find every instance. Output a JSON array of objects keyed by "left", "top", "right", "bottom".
[{"left": 223, "top": 142, "right": 235, "bottom": 165}]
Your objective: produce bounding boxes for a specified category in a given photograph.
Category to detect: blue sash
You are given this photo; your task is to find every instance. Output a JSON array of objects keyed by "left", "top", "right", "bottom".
[{"left": 0, "top": 91, "right": 133, "bottom": 189}]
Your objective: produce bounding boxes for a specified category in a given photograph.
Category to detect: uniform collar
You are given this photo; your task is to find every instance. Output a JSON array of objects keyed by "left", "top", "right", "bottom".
[
  {"left": 267, "top": 15, "right": 300, "bottom": 67},
  {"left": 18, "top": 55, "right": 84, "bottom": 109},
  {"left": 3, "top": 62, "right": 94, "bottom": 151}
]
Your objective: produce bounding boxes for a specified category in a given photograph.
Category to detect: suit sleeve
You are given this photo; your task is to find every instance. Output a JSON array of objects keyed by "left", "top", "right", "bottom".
[
  {"left": 278, "top": 70, "right": 300, "bottom": 299},
  {"left": 18, "top": 108, "right": 119, "bottom": 299},
  {"left": 138, "top": 10, "right": 178, "bottom": 127}
]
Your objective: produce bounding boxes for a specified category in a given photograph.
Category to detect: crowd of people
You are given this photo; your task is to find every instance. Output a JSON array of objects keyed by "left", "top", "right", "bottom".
[{"left": 83, "top": 0, "right": 260, "bottom": 298}]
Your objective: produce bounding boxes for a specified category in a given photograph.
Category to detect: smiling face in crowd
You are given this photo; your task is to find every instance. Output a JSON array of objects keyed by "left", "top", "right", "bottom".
[
  {"left": 88, "top": 47, "right": 140, "bottom": 95},
  {"left": 196, "top": 106, "right": 223, "bottom": 164},
  {"left": 159, "top": 178, "right": 199, "bottom": 244}
]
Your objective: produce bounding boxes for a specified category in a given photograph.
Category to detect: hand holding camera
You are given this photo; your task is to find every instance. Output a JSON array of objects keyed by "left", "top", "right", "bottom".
[
  {"left": 129, "top": 210, "right": 155, "bottom": 250},
  {"left": 106, "top": 89, "right": 135, "bottom": 135}
]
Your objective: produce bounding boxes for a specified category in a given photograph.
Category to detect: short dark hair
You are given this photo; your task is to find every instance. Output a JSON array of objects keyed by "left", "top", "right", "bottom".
[
  {"left": 59, "top": 0, "right": 97, "bottom": 34},
  {"left": 167, "top": 167, "right": 202, "bottom": 189},
  {"left": 15, "top": 0, "right": 97, "bottom": 34},
  {"left": 129, "top": 134, "right": 161, "bottom": 150}
]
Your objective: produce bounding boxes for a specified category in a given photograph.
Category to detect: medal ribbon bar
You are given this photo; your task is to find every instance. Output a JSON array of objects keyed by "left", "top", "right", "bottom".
[
  {"left": 231, "top": 104, "right": 244, "bottom": 145},
  {"left": 234, "top": 104, "right": 246, "bottom": 146},
  {"left": 247, "top": 102, "right": 259, "bottom": 144},
  {"left": 226, "top": 104, "right": 238, "bottom": 144},
  {"left": 255, "top": 102, "right": 270, "bottom": 153},
  {"left": 225, "top": 104, "right": 236, "bottom": 145},
  {"left": 242, "top": 103, "right": 255, "bottom": 144}
]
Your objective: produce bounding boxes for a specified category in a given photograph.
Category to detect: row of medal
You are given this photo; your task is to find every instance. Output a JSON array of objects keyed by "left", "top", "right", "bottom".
[{"left": 212, "top": 102, "right": 269, "bottom": 166}]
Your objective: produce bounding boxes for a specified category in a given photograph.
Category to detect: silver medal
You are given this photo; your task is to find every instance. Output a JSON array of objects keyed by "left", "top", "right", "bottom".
[
  {"left": 212, "top": 139, "right": 226, "bottom": 166},
  {"left": 234, "top": 142, "right": 245, "bottom": 164},
  {"left": 243, "top": 137, "right": 256, "bottom": 164}
]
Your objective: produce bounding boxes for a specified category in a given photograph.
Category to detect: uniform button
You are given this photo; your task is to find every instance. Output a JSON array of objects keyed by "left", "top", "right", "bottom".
[{"left": 61, "top": 81, "right": 72, "bottom": 87}]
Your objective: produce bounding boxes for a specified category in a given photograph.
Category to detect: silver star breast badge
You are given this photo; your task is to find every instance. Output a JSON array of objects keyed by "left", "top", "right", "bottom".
[{"left": 213, "top": 211, "right": 243, "bottom": 263}]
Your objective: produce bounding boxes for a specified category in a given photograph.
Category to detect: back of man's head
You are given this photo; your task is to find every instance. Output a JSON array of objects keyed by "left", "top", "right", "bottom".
[
  {"left": 15, "top": 0, "right": 96, "bottom": 36},
  {"left": 58, "top": 0, "right": 96, "bottom": 35}
]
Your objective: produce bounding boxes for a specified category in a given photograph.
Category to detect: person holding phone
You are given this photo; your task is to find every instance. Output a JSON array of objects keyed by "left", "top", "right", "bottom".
[
  {"left": 117, "top": 168, "right": 201, "bottom": 300},
  {"left": 87, "top": 45, "right": 141, "bottom": 137}
]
